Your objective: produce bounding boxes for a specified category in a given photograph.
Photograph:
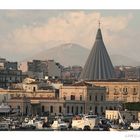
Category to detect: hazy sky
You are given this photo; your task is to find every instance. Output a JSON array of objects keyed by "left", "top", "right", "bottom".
[{"left": 0, "top": 10, "right": 140, "bottom": 61}]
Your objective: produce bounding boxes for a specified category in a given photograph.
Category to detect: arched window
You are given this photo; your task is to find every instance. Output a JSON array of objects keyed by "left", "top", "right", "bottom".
[
  {"left": 33, "top": 87, "right": 36, "bottom": 92},
  {"left": 80, "top": 95, "right": 82, "bottom": 101},
  {"left": 71, "top": 95, "right": 75, "bottom": 100},
  {"left": 133, "top": 87, "right": 137, "bottom": 95},
  {"left": 123, "top": 87, "right": 128, "bottom": 95}
]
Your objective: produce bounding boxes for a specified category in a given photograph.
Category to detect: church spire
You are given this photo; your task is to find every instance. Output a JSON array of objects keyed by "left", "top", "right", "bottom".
[
  {"left": 96, "top": 21, "right": 102, "bottom": 40},
  {"left": 79, "top": 23, "right": 115, "bottom": 81}
]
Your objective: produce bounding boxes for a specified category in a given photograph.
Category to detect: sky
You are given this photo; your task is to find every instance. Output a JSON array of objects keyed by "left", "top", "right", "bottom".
[{"left": 0, "top": 10, "right": 140, "bottom": 62}]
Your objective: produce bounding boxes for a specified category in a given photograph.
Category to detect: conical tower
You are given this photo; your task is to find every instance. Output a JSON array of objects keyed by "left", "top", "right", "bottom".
[{"left": 80, "top": 25, "right": 115, "bottom": 80}]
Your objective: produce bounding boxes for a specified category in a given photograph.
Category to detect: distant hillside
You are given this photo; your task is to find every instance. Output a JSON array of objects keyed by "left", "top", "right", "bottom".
[
  {"left": 27, "top": 43, "right": 90, "bottom": 66},
  {"left": 24, "top": 43, "right": 140, "bottom": 67}
]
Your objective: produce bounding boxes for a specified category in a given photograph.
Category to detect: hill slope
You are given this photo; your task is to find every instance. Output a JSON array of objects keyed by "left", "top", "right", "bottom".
[
  {"left": 25, "top": 43, "right": 140, "bottom": 67},
  {"left": 28, "top": 43, "right": 90, "bottom": 66}
]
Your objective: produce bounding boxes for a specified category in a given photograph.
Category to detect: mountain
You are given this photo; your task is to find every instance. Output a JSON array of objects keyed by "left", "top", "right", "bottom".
[
  {"left": 24, "top": 43, "right": 140, "bottom": 67},
  {"left": 27, "top": 43, "right": 90, "bottom": 66}
]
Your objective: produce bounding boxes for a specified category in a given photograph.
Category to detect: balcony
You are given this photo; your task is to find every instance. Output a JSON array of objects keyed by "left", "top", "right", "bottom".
[
  {"left": 133, "top": 92, "right": 138, "bottom": 95},
  {"left": 122, "top": 91, "right": 128, "bottom": 95},
  {"left": 114, "top": 91, "right": 119, "bottom": 95}
]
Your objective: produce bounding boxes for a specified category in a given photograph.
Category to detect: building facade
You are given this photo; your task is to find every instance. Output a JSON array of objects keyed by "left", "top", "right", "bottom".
[
  {"left": 0, "top": 69, "right": 23, "bottom": 89},
  {"left": 105, "top": 110, "right": 140, "bottom": 123},
  {"left": 1, "top": 81, "right": 119, "bottom": 116},
  {"left": 59, "top": 82, "right": 118, "bottom": 115},
  {"left": 92, "top": 81, "right": 140, "bottom": 103},
  {"left": 27, "top": 59, "right": 62, "bottom": 79}
]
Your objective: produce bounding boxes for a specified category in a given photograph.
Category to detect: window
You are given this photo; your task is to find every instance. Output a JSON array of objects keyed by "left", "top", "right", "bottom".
[
  {"left": 80, "top": 106, "right": 83, "bottom": 114},
  {"left": 107, "top": 115, "right": 108, "bottom": 119},
  {"left": 90, "top": 106, "right": 92, "bottom": 111},
  {"left": 50, "top": 106, "right": 53, "bottom": 113},
  {"left": 80, "top": 95, "right": 82, "bottom": 101},
  {"left": 95, "top": 95, "right": 98, "bottom": 101},
  {"left": 109, "top": 106, "right": 113, "bottom": 110},
  {"left": 42, "top": 106, "right": 44, "bottom": 113},
  {"left": 63, "top": 95, "right": 66, "bottom": 100},
  {"left": 67, "top": 106, "right": 69, "bottom": 114},
  {"left": 95, "top": 106, "right": 98, "bottom": 114},
  {"left": 134, "top": 88, "right": 136, "bottom": 92},
  {"left": 101, "top": 95, "right": 103, "bottom": 101},
  {"left": 17, "top": 105, "right": 20, "bottom": 110},
  {"left": 123, "top": 87, "right": 128, "bottom": 94},
  {"left": 101, "top": 106, "right": 103, "bottom": 113},
  {"left": 71, "top": 106, "right": 74, "bottom": 114},
  {"left": 59, "top": 106, "right": 62, "bottom": 113},
  {"left": 26, "top": 106, "right": 28, "bottom": 115},
  {"left": 3, "top": 96, "right": 6, "bottom": 101},
  {"left": 125, "top": 88, "right": 128, "bottom": 92},
  {"left": 114, "top": 87, "right": 117, "bottom": 94},
  {"left": 33, "top": 87, "right": 36, "bottom": 92},
  {"left": 71, "top": 95, "right": 75, "bottom": 100},
  {"left": 106, "top": 87, "right": 109, "bottom": 95},
  {"left": 133, "top": 87, "right": 137, "bottom": 95},
  {"left": 76, "top": 106, "right": 78, "bottom": 115},
  {"left": 89, "top": 95, "right": 92, "bottom": 101}
]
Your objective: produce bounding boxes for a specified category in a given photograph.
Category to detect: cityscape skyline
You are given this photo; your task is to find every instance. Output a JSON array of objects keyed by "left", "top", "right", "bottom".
[
  {"left": 0, "top": 0, "right": 140, "bottom": 138},
  {"left": 0, "top": 10, "right": 140, "bottom": 62},
  {"left": 1, "top": 9, "right": 140, "bottom": 133}
]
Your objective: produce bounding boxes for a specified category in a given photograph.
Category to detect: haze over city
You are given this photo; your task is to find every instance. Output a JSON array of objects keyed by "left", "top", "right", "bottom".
[{"left": 0, "top": 10, "right": 140, "bottom": 63}]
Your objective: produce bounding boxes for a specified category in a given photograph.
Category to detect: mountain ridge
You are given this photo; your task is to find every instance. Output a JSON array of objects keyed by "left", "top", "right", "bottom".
[{"left": 22, "top": 43, "right": 140, "bottom": 67}]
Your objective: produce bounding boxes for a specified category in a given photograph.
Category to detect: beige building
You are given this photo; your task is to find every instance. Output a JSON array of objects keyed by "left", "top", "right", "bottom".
[
  {"left": 59, "top": 82, "right": 119, "bottom": 115},
  {"left": 8, "top": 97, "right": 31, "bottom": 115},
  {"left": 0, "top": 89, "right": 55, "bottom": 103},
  {"left": 1, "top": 81, "right": 120, "bottom": 116},
  {"left": 7, "top": 97, "right": 65, "bottom": 115},
  {"left": 105, "top": 110, "right": 140, "bottom": 123},
  {"left": 90, "top": 81, "right": 140, "bottom": 103}
]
